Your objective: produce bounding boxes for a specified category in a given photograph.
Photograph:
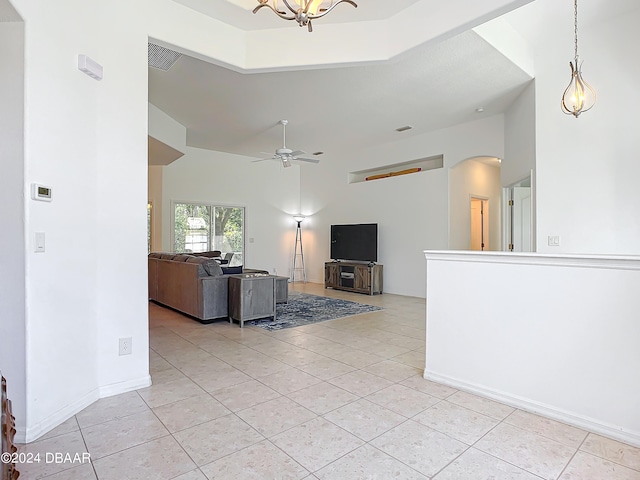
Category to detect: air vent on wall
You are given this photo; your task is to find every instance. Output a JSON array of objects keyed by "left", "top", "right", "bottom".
[{"left": 148, "top": 43, "right": 182, "bottom": 71}]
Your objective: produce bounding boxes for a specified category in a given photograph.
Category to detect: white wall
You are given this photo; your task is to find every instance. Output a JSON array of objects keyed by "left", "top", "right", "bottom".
[
  {"left": 503, "top": 80, "right": 535, "bottom": 187},
  {"left": 424, "top": 251, "right": 640, "bottom": 447},
  {"left": 161, "top": 148, "right": 301, "bottom": 277},
  {"left": 94, "top": 1, "right": 150, "bottom": 397},
  {"left": 449, "top": 159, "right": 502, "bottom": 251},
  {"left": 148, "top": 103, "right": 187, "bottom": 254},
  {"left": 302, "top": 115, "right": 505, "bottom": 297},
  {"left": 534, "top": 5, "right": 640, "bottom": 254},
  {"left": 0, "top": 18, "right": 26, "bottom": 435},
  {"left": 148, "top": 166, "right": 163, "bottom": 252},
  {"left": 8, "top": 0, "right": 150, "bottom": 442},
  {"left": 149, "top": 103, "right": 186, "bottom": 153}
]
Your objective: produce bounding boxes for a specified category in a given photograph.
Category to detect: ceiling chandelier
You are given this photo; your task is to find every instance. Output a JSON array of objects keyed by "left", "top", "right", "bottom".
[
  {"left": 253, "top": 0, "right": 357, "bottom": 32},
  {"left": 561, "top": 0, "right": 596, "bottom": 118}
]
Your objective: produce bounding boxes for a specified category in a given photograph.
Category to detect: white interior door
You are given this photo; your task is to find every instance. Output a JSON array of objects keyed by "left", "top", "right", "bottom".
[{"left": 512, "top": 186, "right": 531, "bottom": 252}]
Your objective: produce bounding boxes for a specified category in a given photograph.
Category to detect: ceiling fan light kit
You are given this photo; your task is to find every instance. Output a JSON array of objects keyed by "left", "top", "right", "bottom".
[{"left": 253, "top": 0, "right": 357, "bottom": 32}]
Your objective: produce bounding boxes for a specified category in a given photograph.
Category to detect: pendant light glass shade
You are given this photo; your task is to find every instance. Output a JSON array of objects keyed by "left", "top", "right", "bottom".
[
  {"left": 561, "top": 58, "right": 597, "bottom": 117},
  {"left": 293, "top": 0, "right": 324, "bottom": 16}
]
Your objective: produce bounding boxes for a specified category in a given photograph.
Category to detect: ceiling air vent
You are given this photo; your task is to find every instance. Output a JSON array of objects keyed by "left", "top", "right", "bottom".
[{"left": 148, "top": 43, "right": 182, "bottom": 71}]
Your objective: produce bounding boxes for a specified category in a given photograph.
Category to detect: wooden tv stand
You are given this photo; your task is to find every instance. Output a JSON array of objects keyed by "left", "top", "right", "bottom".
[{"left": 324, "top": 261, "right": 383, "bottom": 295}]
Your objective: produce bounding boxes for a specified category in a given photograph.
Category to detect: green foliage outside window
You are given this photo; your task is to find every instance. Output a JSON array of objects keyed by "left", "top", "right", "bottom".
[{"left": 174, "top": 203, "right": 244, "bottom": 263}]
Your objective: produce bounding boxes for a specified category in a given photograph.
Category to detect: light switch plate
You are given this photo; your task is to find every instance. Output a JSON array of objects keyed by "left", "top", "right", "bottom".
[
  {"left": 548, "top": 235, "right": 560, "bottom": 246},
  {"left": 35, "top": 232, "right": 45, "bottom": 252}
]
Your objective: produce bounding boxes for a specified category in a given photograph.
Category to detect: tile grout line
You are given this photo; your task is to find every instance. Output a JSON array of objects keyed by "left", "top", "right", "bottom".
[
  {"left": 146, "top": 285, "right": 639, "bottom": 480},
  {"left": 470, "top": 414, "right": 573, "bottom": 480},
  {"left": 554, "top": 433, "right": 590, "bottom": 480},
  {"left": 576, "top": 431, "right": 640, "bottom": 473}
]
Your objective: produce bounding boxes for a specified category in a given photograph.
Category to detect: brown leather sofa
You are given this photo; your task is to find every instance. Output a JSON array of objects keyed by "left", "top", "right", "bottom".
[{"left": 148, "top": 253, "right": 268, "bottom": 323}]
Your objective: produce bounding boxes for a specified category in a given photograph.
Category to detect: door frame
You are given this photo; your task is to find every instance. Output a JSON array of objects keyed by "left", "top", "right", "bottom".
[
  {"left": 469, "top": 195, "right": 490, "bottom": 251},
  {"left": 502, "top": 171, "right": 536, "bottom": 252}
]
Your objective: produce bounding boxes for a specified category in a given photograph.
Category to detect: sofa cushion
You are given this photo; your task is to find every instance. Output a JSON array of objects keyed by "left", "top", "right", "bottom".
[
  {"left": 172, "top": 254, "right": 192, "bottom": 262},
  {"left": 185, "top": 256, "right": 208, "bottom": 276},
  {"left": 221, "top": 266, "right": 243, "bottom": 275},
  {"left": 204, "top": 261, "right": 223, "bottom": 277},
  {"left": 148, "top": 252, "right": 162, "bottom": 259},
  {"left": 160, "top": 253, "right": 176, "bottom": 260},
  {"left": 185, "top": 256, "right": 206, "bottom": 264},
  {"left": 185, "top": 256, "right": 222, "bottom": 277}
]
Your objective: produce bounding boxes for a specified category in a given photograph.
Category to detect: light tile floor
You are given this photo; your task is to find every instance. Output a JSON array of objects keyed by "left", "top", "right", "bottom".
[{"left": 18, "top": 283, "right": 640, "bottom": 479}]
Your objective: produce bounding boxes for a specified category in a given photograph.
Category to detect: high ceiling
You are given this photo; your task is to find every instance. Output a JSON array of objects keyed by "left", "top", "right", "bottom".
[
  {"left": 148, "top": 0, "right": 638, "bottom": 163},
  {"left": 149, "top": 30, "right": 532, "bottom": 159},
  {"left": 0, "top": 0, "right": 20, "bottom": 21},
  {"left": 173, "top": 0, "right": 423, "bottom": 31}
]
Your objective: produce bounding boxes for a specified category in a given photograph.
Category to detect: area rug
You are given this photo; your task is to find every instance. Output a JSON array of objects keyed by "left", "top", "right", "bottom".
[{"left": 247, "top": 292, "right": 382, "bottom": 331}]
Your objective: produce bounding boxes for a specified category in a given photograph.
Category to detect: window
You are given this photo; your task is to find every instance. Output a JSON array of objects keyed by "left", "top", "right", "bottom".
[{"left": 173, "top": 203, "right": 244, "bottom": 266}]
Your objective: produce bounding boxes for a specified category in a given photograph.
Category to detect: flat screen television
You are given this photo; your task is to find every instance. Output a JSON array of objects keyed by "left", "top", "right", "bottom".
[{"left": 330, "top": 223, "right": 378, "bottom": 263}]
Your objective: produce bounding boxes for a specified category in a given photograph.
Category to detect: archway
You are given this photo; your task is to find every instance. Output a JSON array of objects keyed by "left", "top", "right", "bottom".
[{"left": 449, "top": 156, "right": 502, "bottom": 251}]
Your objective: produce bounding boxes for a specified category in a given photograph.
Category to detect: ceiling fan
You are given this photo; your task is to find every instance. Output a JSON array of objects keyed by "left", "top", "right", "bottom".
[{"left": 253, "top": 120, "right": 320, "bottom": 168}]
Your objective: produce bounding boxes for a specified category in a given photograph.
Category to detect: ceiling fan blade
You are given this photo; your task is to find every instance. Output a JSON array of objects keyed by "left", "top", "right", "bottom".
[
  {"left": 252, "top": 158, "right": 273, "bottom": 163},
  {"left": 294, "top": 157, "right": 320, "bottom": 164},
  {"left": 260, "top": 152, "right": 275, "bottom": 156},
  {"left": 290, "top": 150, "right": 306, "bottom": 157}
]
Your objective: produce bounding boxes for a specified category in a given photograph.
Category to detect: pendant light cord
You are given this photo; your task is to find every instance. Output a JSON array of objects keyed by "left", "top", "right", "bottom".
[{"left": 573, "top": 0, "right": 579, "bottom": 62}]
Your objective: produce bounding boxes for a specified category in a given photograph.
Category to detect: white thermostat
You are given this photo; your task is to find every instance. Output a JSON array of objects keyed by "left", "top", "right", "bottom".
[{"left": 31, "top": 183, "right": 52, "bottom": 202}]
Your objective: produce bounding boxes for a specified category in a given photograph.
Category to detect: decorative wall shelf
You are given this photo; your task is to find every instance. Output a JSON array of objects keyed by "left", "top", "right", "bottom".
[{"left": 348, "top": 154, "right": 443, "bottom": 184}]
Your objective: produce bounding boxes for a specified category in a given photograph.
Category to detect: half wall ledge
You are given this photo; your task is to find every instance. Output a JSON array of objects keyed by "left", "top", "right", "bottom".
[{"left": 423, "top": 250, "right": 640, "bottom": 447}]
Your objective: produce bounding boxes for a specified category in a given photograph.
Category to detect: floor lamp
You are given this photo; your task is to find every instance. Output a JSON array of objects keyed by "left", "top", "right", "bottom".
[{"left": 292, "top": 215, "right": 306, "bottom": 283}]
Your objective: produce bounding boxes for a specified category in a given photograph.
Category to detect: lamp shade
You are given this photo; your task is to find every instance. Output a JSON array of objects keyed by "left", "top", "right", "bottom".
[{"left": 293, "top": 215, "right": 306, "bottom": 223}]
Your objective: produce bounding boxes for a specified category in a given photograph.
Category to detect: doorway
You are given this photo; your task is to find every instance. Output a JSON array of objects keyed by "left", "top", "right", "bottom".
[
  {"left": 470, "top": 197, "right": 489, "bottom": 251},
  {"left": 503, "top": 175, "right": 533, "bottom": 252}
]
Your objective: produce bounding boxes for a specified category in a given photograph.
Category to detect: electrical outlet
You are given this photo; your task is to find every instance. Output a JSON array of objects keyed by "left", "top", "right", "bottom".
[
  {"left": 119, "top": 337, "right": 132, "bottom": 356},
  {"left": 548, "top": 235, "right": 560, "bottom": 247}
]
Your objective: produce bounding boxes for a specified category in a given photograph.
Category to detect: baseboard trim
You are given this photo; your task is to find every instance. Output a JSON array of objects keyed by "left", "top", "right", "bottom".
[
  {"left": 98, "top": 374, "right": 151, "bottom": 398},
  {"left": 16, "top": 375, "right": 152, "bottom": 444},
  {"left": 16, "top": 388, "right": 100, "bottom": 444},
  {"left": 423, "top": 370, "right": 640, "bottom": 448}
]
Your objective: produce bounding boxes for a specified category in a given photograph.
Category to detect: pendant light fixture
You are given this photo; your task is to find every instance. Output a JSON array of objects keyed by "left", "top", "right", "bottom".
[
  {"left": 253, "top": 0, "right": 357, "bottom": 32},
  {"left": 561, "top": 0, "right": 596, "bottom": 117}
]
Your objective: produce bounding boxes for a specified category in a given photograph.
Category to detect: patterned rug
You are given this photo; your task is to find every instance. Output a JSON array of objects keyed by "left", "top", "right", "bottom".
[{"left": 247, "top": 292, "right": 383, "bottom": 331}]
